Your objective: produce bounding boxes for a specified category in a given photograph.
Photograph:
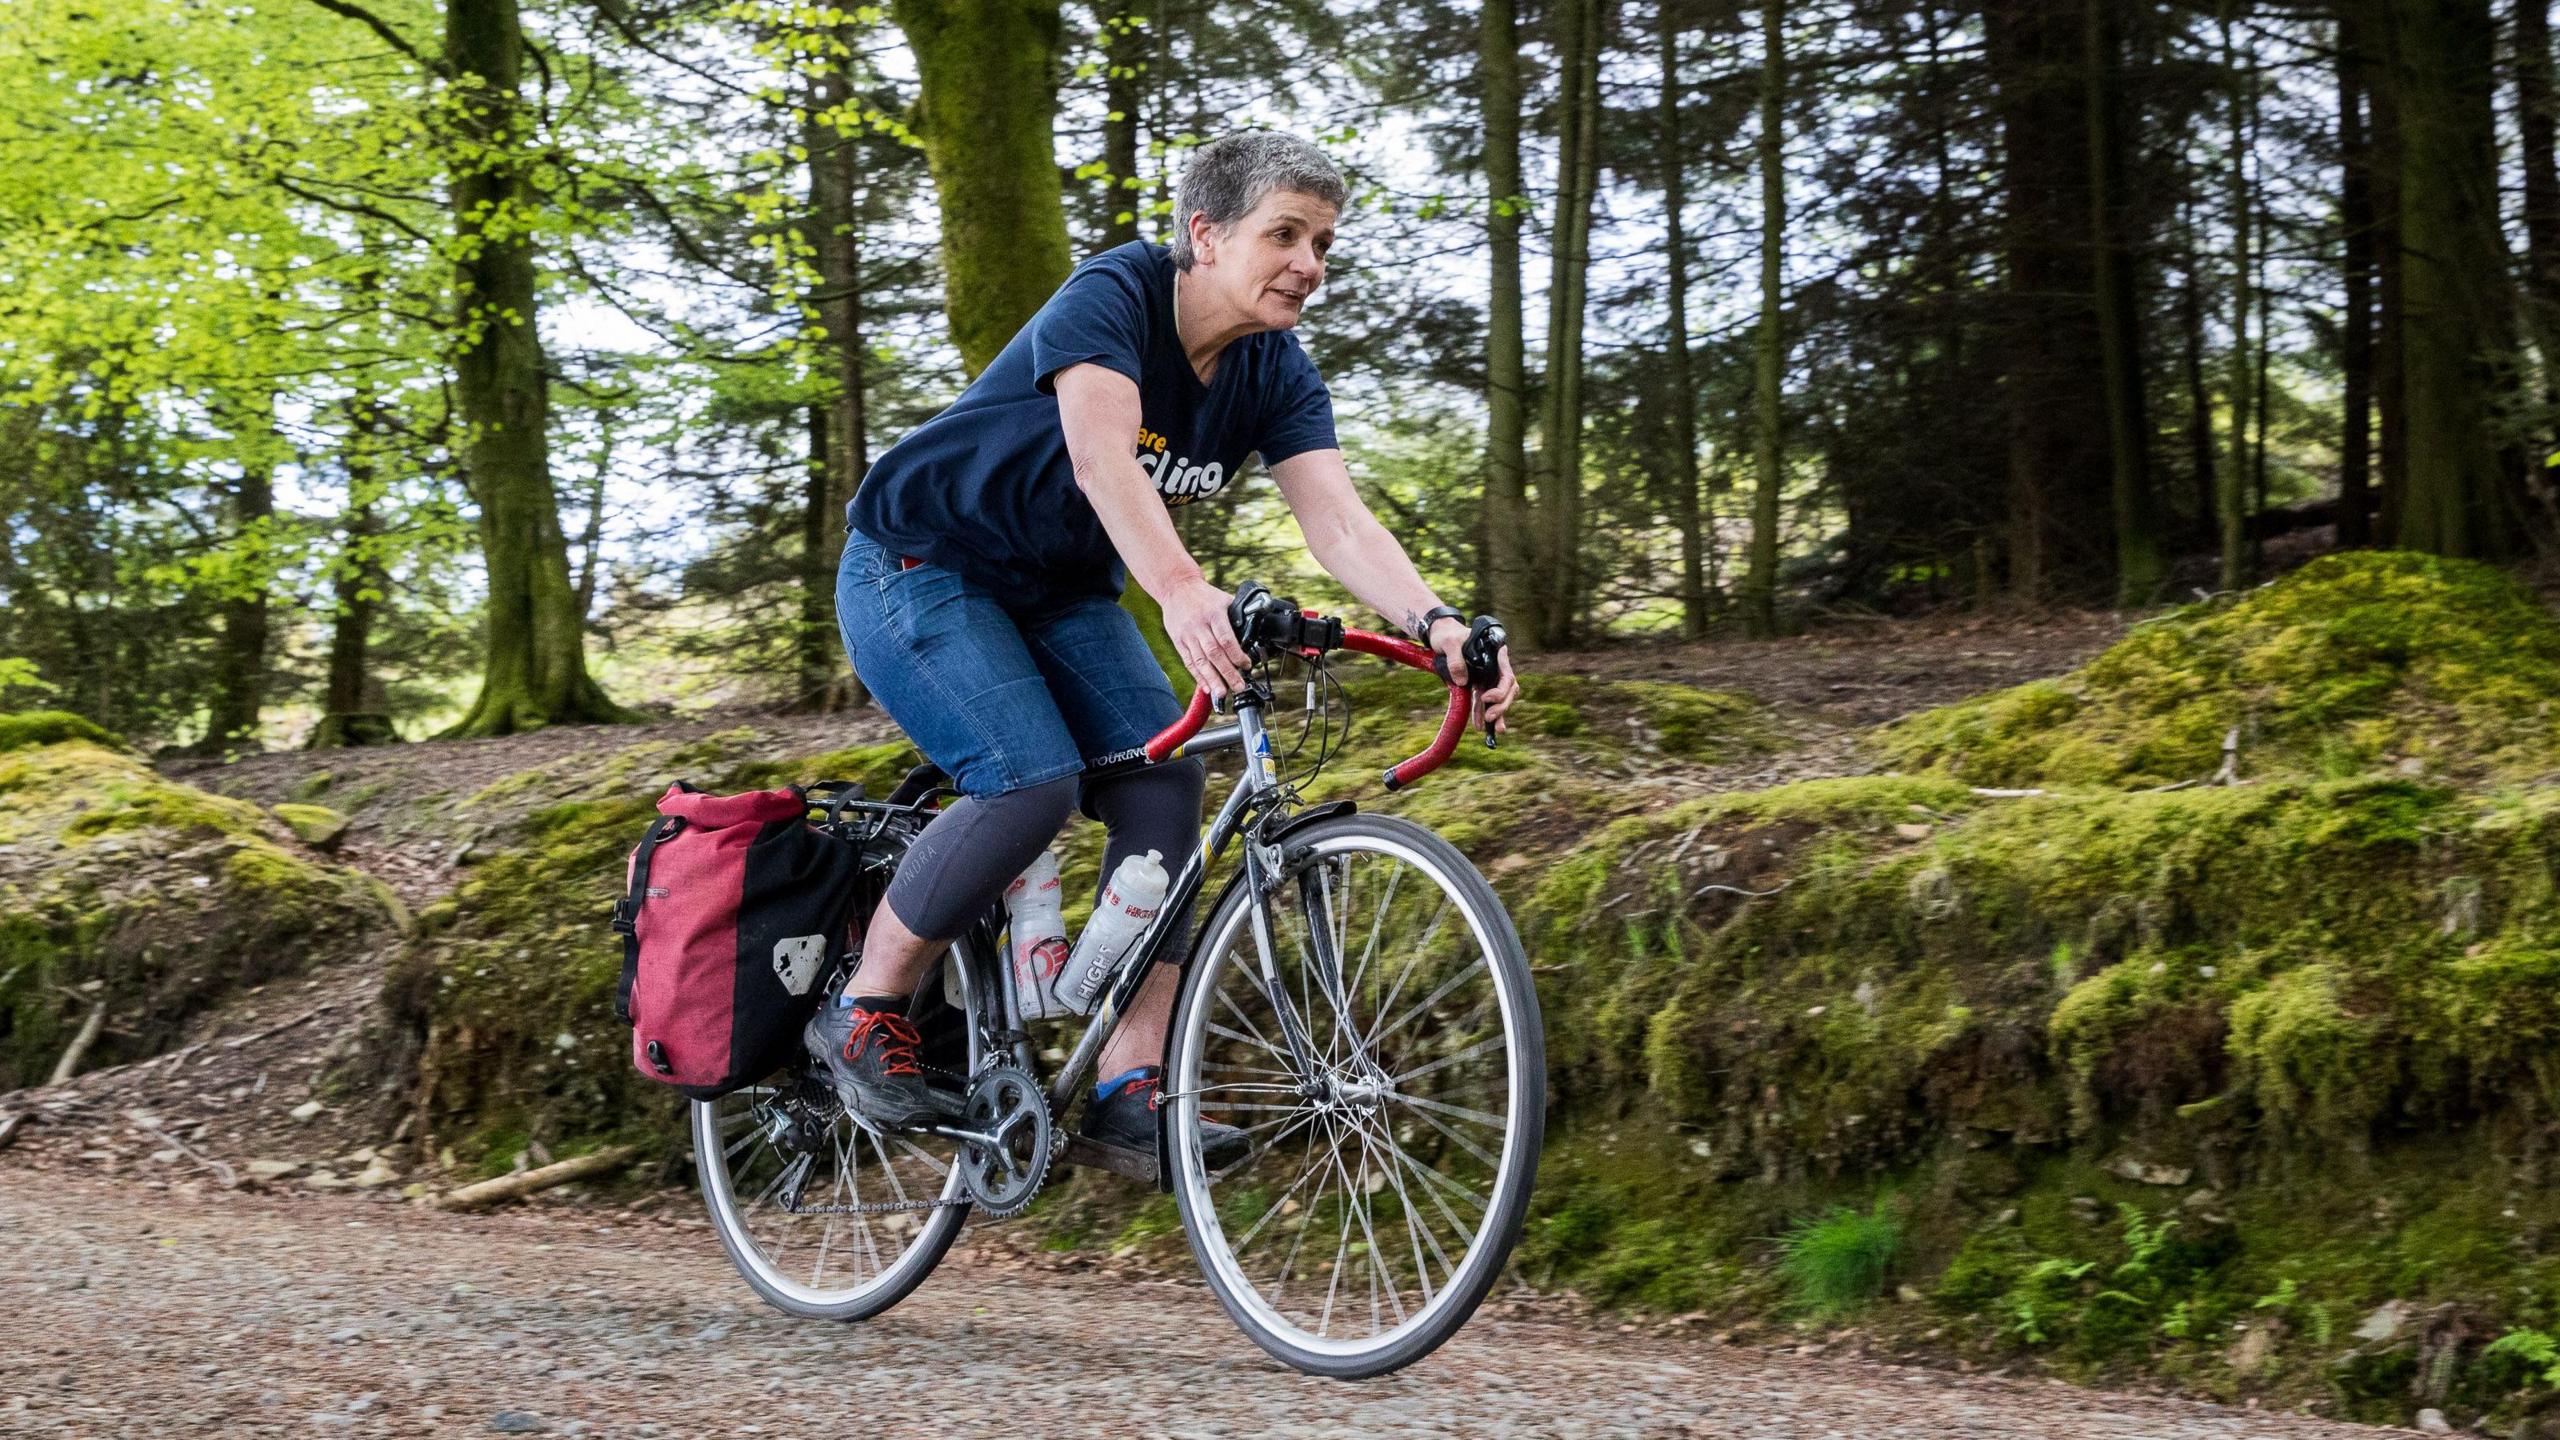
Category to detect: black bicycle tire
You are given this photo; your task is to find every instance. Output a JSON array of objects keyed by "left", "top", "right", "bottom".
[
  {"left": 692, "top": 940, "right": 981, "bottom": 1322},
  {"left": 1165, "top": 812, "right": 1545, "bottom": 1379}
]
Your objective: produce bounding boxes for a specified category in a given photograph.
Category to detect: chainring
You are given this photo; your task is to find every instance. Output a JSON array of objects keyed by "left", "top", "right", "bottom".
[{"left": 956, "top": 1061, "right": 1052, "bottom": 1220}]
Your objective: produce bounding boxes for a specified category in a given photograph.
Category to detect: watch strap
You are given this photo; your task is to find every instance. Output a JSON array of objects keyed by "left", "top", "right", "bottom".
[{"left": 1410, "top": 605, "right": 1466, "bottom": 643}]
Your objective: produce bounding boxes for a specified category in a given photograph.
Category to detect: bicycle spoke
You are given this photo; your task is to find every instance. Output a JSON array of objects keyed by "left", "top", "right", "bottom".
[
  {"left": 1368, "top": 953, "right": 1487, "bottom": 1056},
  {"left": 1386, "top": 1033, "right": 1505, "bottom": 1089},
  {"left": 1358, "top": 893, "right": 1445, "bottom": 1048}
]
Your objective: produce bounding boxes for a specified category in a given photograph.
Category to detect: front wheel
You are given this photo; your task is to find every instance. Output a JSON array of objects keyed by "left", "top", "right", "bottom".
[{"left": 1166, "top": 813, "right": 1544, "bottom": 1378}]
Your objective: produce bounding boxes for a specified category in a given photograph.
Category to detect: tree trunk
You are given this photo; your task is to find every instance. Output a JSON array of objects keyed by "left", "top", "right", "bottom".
[
  {"left": 571, "top": 419, "right": 611, "bottom": 623},
  {"left": 1481, "top": 0, "right": 1536, "bottom": 631},
  {"left": 440, "top": 0, "right": 634, "bottom": 738},
  {"left": 1659, "top": 3, "right": 1710, "bottom": 638},
  {"left": 2087, "top": 0, "right": 2161, "bottom": 607},
  {"left": 2339, "top": 0, "right": 2378, "bottom": 547},
  {"left": 1742, "top": 0, "right": 1788, "bottom": 638},
  {"left": 2387, "top": 0, "right": 2527, "bottom": 556},
  {"left": 2513, "top": 0, "right": 2560, "bottom": 488},
  {"left": 889, "top": 0, "right": 1073, "bottom": 378},
  {"left": 2181, "top": 207, "right": 2217, "bottom": 547},
  {"left": 199, "top": 402, "right": 276, "bottom": 753},
  {"left": 2217, "top": 1, "right": 2252, "bottom": 589},
  {"left": 1534, "top": 0, "right": 1605, "bottom": 651},
  {"left": 2370, "top": 0, "right": 2412, "bottom": 537},
  {"left": 1100, "top": 5, "right": 1145, "bottom": 248},
  {"left": 800, "top": 49, "right": 870, "bottom": 712},
  {"left": 309, "top": 394, "right": 399, "bottom": 750},
  {"left": 1988, "top": 0, "right": 2111, "bottom": 603}
]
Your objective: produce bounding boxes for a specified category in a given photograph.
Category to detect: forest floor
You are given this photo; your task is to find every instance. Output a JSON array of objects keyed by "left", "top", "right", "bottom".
[{"left": 0, "top": 606, "right": 2412, "bottom": 1436}]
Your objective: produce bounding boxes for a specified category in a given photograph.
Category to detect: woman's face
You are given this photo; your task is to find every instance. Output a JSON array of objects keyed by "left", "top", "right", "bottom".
[{"left": 1194, "top": 190, "right": 1336, "bottom": 332}]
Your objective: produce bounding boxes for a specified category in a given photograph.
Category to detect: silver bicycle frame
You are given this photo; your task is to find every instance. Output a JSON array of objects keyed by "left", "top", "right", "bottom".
[{"left": 1042, "top": 694, "right": 1305, "bottom": 1114}]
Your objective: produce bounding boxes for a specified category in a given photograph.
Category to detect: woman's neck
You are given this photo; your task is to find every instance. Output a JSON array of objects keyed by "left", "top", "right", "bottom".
[{"left": 1172, "top": 267, "right": 1252, "bottom": 384}]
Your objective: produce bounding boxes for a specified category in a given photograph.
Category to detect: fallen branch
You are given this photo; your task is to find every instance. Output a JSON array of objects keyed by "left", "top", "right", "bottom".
[
  {"left": 0, "top": 1112, "right": 30, "bottom": 1151},
  {"left": 1967, "top": 787, "right": 2048, "bottom": 799},
  {"left": 48, "top": 1001, "right": 108, "bottom": 1086},
  {"left": 2213, "top": 726, "right": 2241, "bottom": 786},
  {"left": 221, "top": 1003, "right": 336, "bottom": 1051},
  {"left": 433, "top": 1144, "right": 641, "bottom": 1212},
  {"left": 125, "top": 1109, "right": 237, "bottom": 1189}
]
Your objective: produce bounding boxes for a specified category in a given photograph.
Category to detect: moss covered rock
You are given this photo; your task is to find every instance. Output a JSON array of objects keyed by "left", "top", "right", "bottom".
[
  {"left": 272, "top": 802, "right": 352, "bottom": 850},
  {"left": 0, "top": 739, "right": 396, "bottom": 1086},
  {"left": 1881, "top": 553, "right": 2560, "bottom": 788},
  {"left": 0, "top": 710, "right": 122, "bottom": 755}
]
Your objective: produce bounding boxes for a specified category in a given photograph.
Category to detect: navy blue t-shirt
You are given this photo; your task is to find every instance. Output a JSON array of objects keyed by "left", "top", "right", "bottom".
[{"left": 847, "top": 241, "right": 1338, "bottom": 606}]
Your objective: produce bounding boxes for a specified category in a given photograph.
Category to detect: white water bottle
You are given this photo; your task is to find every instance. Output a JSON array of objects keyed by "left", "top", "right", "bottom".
[
  {"left": 1062, "top": 849, "right": 1169, "bottom": 1010},
  {"left": 1002, "top": 850, "right": 1074, "bottom": 1020}
]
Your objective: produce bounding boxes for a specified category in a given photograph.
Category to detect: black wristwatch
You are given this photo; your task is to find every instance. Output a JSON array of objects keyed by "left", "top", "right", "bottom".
[{"left": 1409, "top": 605, "right": 1466, "bottom": 644}]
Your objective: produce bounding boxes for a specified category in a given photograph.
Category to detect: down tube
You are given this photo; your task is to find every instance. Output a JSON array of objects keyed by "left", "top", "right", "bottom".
[{"left": 1044, "top": 776, "right": 1253, "bottom": 1114}]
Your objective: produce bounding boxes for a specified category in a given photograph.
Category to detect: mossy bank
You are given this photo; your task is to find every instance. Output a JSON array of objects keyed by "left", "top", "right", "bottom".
[
  {"left": 1522, "top": 556, "right": 2560, "bottom": 1430},
  {"left": 0, "top": 718, "right": 400, "bottom": 1087}
]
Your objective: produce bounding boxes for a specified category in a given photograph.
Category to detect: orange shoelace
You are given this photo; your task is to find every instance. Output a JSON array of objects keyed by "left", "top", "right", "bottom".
[{"left": 843, "top": 1007, "right": 926, "bottom": 1078}]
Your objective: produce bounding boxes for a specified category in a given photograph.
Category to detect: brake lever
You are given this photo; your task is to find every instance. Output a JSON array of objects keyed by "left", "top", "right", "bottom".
[{"left": 1466, "top": 617, "right": 1508, "bottom": 749}]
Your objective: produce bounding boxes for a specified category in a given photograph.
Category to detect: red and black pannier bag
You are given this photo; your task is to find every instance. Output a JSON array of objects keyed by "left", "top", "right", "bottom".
[{"left": 610, "top": 782, "right": 864, "bottom": 1099}]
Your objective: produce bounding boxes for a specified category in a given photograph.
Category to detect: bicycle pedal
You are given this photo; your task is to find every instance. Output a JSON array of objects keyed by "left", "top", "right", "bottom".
[{"left": 1060, "top": 1134, "right": 1156, "bottom": 1183}]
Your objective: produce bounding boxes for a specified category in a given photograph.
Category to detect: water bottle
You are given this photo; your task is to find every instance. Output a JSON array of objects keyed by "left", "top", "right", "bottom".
[
  {"left": 1062, "top": 849, "right": 1169, "bottom": 1010},
  {"left": 1001, "top": 850, "right": 1074, "bottom": 1020}
]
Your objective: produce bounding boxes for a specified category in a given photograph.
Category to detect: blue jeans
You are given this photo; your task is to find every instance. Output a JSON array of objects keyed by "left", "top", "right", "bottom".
[{"left": 836, "top": 531, "right": 1181, "bottom": 798}]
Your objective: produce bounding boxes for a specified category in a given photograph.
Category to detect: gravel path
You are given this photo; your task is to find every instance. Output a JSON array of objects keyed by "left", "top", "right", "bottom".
[{"left": 0, "top": 1171, "right": 2398, "bottom": 1439}]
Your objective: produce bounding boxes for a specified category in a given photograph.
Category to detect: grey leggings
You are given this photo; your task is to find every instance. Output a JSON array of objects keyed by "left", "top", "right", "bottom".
[{"left": 882, "top": 759, "right": 1207, "bottom": 953}]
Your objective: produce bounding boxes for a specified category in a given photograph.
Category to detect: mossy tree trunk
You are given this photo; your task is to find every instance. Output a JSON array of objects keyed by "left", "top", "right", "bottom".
[
  {"left": 2086, "top": 0, "right": 2161, "bottom": 608},
  {"left": 439, "top": 0, "right": 635, "bottom": 738},
  {"left": 799, "top": 42, "right": 870, "bottom": 713},
  {"left": 2385, "top": 0, "right": 2528, "bottom": 557},
  {"left": 1480, "top": 0, "right": 1536, "bottom": 632},
  {"left": 1659, "top": 3, "right": 1710, "bottom": 639},
  {"left": 888, "top": 0, "right": 1073, "bottom": 379},
  {"left": 198, "top": 398, "right": 276, "bottom": 754},
  {"left": 889, "top": 0, "right": 1173, "bottom": 671},
  {"left": 1742, "top": 0, "right": 1787, "bottom": 638}
]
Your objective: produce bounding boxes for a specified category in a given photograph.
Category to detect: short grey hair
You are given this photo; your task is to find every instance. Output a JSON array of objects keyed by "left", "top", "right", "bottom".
[{"left": 1168, "top": 132, "right": 1348, "bottom": 272}]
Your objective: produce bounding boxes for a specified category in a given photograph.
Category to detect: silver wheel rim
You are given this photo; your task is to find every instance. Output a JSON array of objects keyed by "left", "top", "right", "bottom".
[
  {"left": 693, "top": 948, "right": 978, "bottom": 1309},
  {"left": 1173, "top": 830, "right": 1533, "bottom": 1360}
]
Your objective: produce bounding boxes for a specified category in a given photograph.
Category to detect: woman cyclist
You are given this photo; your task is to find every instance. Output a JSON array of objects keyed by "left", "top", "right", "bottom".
[{"left": 811, "top": 131, "right": 1521, "bottom": 1169}]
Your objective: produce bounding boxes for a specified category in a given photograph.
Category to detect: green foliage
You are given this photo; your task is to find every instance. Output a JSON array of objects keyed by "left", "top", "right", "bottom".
[
  {"left": 2481, "top": 1329, "right": 2560, "bottom": 1391},
  {"left": 1779, "top": 1200, "right": 1903, "bottom": 1315},
  {"left": 1882, "top": 554, "right": 2560, "bottom": 787}
]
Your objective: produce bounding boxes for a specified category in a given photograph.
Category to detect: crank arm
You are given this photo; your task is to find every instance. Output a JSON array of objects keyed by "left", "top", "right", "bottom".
[{"left": 920, "top": 1123, "right": 1006, "bottom": 1149}]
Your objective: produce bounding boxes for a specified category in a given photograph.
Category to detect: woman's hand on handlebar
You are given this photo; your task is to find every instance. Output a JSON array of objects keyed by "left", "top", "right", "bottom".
[
  {"left": 1424, "top": 618, "right": 1520, "bottom": 736},
  {"left": 1164, "top": 577, "right": 1251, "bottom": 703}
]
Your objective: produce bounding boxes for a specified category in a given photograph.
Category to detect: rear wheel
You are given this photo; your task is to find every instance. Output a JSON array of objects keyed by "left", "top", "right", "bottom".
[
  {"left": 692, "top": 942, "right": 983, "bottom": 1320},
  {"left": 1166, "top": 814, "right": 1543, "bottom": 1378}
]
